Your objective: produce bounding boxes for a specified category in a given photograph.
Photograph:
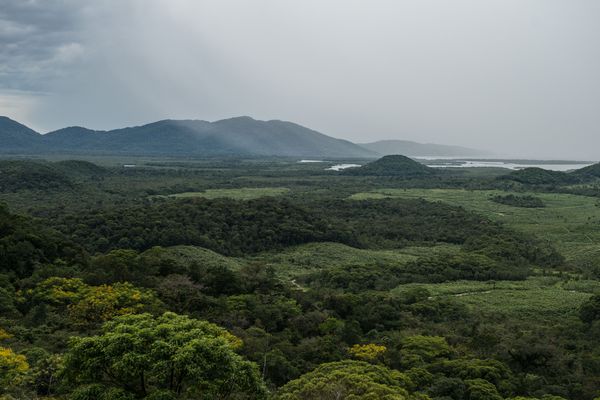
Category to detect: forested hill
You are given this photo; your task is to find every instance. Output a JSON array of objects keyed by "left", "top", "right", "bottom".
[
  {"left": 0, "top": 116, "right": 43, "bottom": 152},
  {"left": 0, "top": 116, "right": 376, "bottom": 158},
  {"left": 344, "top": 155, "right": 436, "bottom": 177}
]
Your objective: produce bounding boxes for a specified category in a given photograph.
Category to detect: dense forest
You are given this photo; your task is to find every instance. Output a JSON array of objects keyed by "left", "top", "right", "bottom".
[{"left": 1, "top": 158, "right": 599, "bottom": 400}]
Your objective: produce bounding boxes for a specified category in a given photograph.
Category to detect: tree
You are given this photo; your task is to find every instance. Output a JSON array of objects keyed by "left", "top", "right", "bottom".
[
  {"left": 580, "top": 294, "right": 600, "bottom": 324},
  {"left": 63, "top": 312, "right": 267, "bottom": 399},
  {"left": 68, "top": 282, "right": 162, "bottom": 326},
  {"left": 27, "top": 277, "right": 162, "bottom": 327},
  {"left": 400, "top": 336, "right": 451, "bottom": 367},
  {"left": 348, "top": 344, "right": 387, "bottom": 362},
  {"left": 0, "top": 347, "right": 29, "bottom": 392},
  {"left": 465, "top": 378, "right": 503, "bottom": 400},
  {"left": 87, "top": 249, "right": 154, "bottom": 285},
  {"left": 155, "top": 274, "right": 204, "bottom": 313},
  {"left": 275, "top": 360, "right": 424, "bottom": 400}
]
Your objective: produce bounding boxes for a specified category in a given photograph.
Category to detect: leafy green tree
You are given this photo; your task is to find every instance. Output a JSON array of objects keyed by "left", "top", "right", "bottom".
[
  {"left": 68, "top": 282, "right": 162, "bottom": 327},
  {"left": 63, "top": 312, "right": 267, "bottom": 399},
  {"left": 26, "top": 277, "right": 162, "bottom": 327},
  {"left": 348, "top": 343, "right": 387, "bottom": 362},
  {"left": 580, "top": 294, "right": 600, "bottom": 323},
  {"left": 87, "top": 249, "right": 156, "bottom": 285},
  {"left": 275, "top": 360, "right": 425, "bottom": 400},
  {"left": 465, "top": 378, "right": 503, "bottom": 400},
  {"left": 430, "top": 358, "right": 512, "bottom": 388},
  {"left": 0, "top": 346, "right": 29, "bottom": 393},
  {"left": 21, "top": 347, "right": 63, "bottom": 396},
  {"left": 400, "top": 336, "right": 451, "bottom": 367},
  {"left": 155, "top": 274, "right": 204, "bottom": 313},
  {"left": 508, "top": 396, "right": 567, "bottom": 400}
]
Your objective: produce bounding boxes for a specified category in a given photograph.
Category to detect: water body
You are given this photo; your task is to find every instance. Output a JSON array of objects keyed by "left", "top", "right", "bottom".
[
  {"left": 327, "top": 164, "right": 361, "bottom": 171},
  {"left": 421, "top": 159, "right": 593, "bottom": 171}
]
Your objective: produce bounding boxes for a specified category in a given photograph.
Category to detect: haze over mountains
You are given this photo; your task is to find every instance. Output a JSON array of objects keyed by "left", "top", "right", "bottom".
[
  {"left": 359, "top": 140, "right": 489, "bottom": 158},
  {"left": 0, "top": 116, "right": 487, "bottom": 158}
]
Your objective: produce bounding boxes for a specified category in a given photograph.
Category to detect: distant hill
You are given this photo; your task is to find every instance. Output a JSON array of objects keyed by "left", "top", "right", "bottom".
[
  {"left": 572, "top": 162, "right": 600, "bottom": 179},
  {"left": 0, "top": 116, "right": 376, "bottom": 158},
  {"left": 344, "top": 155, "right": 435, "bottom": 177},
  {"left": 359, "top": 140, "right": 489, "bottom": 157},
  {"left": 0, "top": 160, "right": 73, "bottom": 191},
  {"left": 0, "top": 159, "right": 109, "bottom": 192},
  {"left": 498, "top": 167, "right": 579, "bottom": 185},
  {"left": 0, "top": 116, "right": 43, "bottom": 152},
  {"left": 53, "top": 160, "right": 109, "bottom": 178}
]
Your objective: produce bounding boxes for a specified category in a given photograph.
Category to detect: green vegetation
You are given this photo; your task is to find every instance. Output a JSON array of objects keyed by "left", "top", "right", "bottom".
[
  {"left": 159, "top": 187, "right": 290, "bottom": 200},
  {"left": 498, "top": 168, "right": 579, "bottom": 185},
  {"left": 275, "top": 360, "right": 419, "bottom": 399},
  {"left": 1, "top": 157, "right": 600, "bottom": 399},
  {"left": 64, "top": 312, "right": 267, "bottom": 399},
  {"left": 491, "top": 194, "right": 545, "bottom": 208},
  {"left": 0, "top": 160, "right": 73, "bottom": 191},
  {"left": 393, "top": 277, "right": 600, "bottom": 321},
  {"left": 572, "top": 162, "right": 600, "bottom": 179},
  {"left": 344, "top": 154, "right": 435, "bottom": 177},
  {"left": 350, "top": 188, "right": 600, "bottom": 267}
]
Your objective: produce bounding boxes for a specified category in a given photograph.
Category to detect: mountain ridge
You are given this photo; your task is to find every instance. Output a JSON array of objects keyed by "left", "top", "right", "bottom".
[
  {"left": 1, "top": 115, "right": 487, "bottom": 159},
  {"left": 1, "top": 116, "right": 377, "bottom": 158},
  {"left": 359, "top": 139, "right": 489, "bottom": 157}
]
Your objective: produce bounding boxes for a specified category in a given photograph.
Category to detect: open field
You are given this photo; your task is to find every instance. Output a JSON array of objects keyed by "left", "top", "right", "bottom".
[
  {"left": 156, "top": 187, "right": 290, "bottom": 200},
  {"left": 246, "top": 242, "right": 461, "bottom": 278},
  {"left": 350, "top": 188, "right": 600, "bottom": 266},
  {"left": 393, "top": 276, "right": 600, "bottom": 321}
]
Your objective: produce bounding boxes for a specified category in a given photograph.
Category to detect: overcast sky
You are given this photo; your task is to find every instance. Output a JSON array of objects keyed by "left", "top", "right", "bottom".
[{"left": 1, "top": 0, "right": 599, "bottom": 159}]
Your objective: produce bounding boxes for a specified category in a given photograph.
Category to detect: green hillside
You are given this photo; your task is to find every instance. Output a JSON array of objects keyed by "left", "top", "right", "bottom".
[{"left": 344, "top": 154, "right": 435, "bottom": 177}]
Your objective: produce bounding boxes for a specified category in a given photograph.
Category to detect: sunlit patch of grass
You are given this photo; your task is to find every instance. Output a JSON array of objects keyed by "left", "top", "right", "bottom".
[
  {"left": 160, "top": 187, "right": 290, "bottom": 200},
  {"left": 393, "top": 277, "right": 600, "bottom": 321}
]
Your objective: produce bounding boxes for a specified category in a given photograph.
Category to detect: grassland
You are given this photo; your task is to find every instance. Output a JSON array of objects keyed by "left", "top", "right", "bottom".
[
  {"left": 138, "top": 242, "right": 599, "bottom": 323},
  {"left": 393, "top": 276, "right": 600, "bottom": 321},
  {"left": 350, "top": 188, "right": 600, "bottom": 266},
  {"left": 246, "top": 242, "right": 461, "bottom": 279},
  {"left": 158, "top": 187, "right": 290, "bottom": 200}
]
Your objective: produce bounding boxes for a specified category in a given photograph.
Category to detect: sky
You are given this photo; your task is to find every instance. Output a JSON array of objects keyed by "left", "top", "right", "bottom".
[{"left": 1, "top": 0, "right": 599, "bottom": 159}]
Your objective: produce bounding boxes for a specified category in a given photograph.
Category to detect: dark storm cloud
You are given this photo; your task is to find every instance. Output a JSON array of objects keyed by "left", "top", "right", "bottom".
[{"left": 0, "top": 1, "right": 599, "bottom": 159}]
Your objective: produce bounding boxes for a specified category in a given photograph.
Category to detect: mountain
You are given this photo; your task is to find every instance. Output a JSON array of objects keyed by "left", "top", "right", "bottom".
[
  {"left": 359, "top": 140, "right": 489, "bottom": 157},
  {"left": 344, "top": 155, "right": 435, "bottom": 177},
  {"left": 0, "top": 116, "right": 43, "bottom": 152},
  {"left": 0, "top": 116, "right": 376, "bottom": 158}
]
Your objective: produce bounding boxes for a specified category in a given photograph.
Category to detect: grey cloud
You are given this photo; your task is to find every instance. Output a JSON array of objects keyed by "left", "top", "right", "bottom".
[
  {"left": 0, "top": 0, "right": 599, "bottom": 159},
  {"left": 0, "top": 0, "right": 86, "bottom": 90}
]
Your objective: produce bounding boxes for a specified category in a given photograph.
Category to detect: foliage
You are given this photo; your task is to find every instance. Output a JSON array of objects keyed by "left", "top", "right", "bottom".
[
  {"left": 491, "top": 194, "right": 545, "bottom": 208},
  {"left": 343, "top": 155, "right": 435, "bottom": 177},
  {"left": 54, "top": 198, "right": 342, "bottom": 256},
  {"left": 63, "top": 312, "right": 267, "bottom": 399},
  {"left": 498, "top": 168, "right": 579, "bottom": 185},
  {"left": 580, "top": 294, "right": 600, "bottom": 323},
  {"left": 2, "top": 157, "right": 600, "bottom": 399},
  {"left": 0, "top": 346, "right": 29, "bottom": 390},
  {"left": 0, "top": 204, "right": 84, "bottom": 278},
  {"left": 399, "top": 336, "right": 451, "bottom": 367},
  {"left": 348, "top": 344, "right": 387, "bottom": 362},
  {"left": 159, "top": 187, "right": 290, "bottom": 200},
  {"left": 275, "top": 360, "right": 421, "bottom": 400},
  {"left": 0, "top": 160, "right": 73, "bottom": 192},
  {"left": 26, "top": 277, "right": 162, "bottom": 327}
]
